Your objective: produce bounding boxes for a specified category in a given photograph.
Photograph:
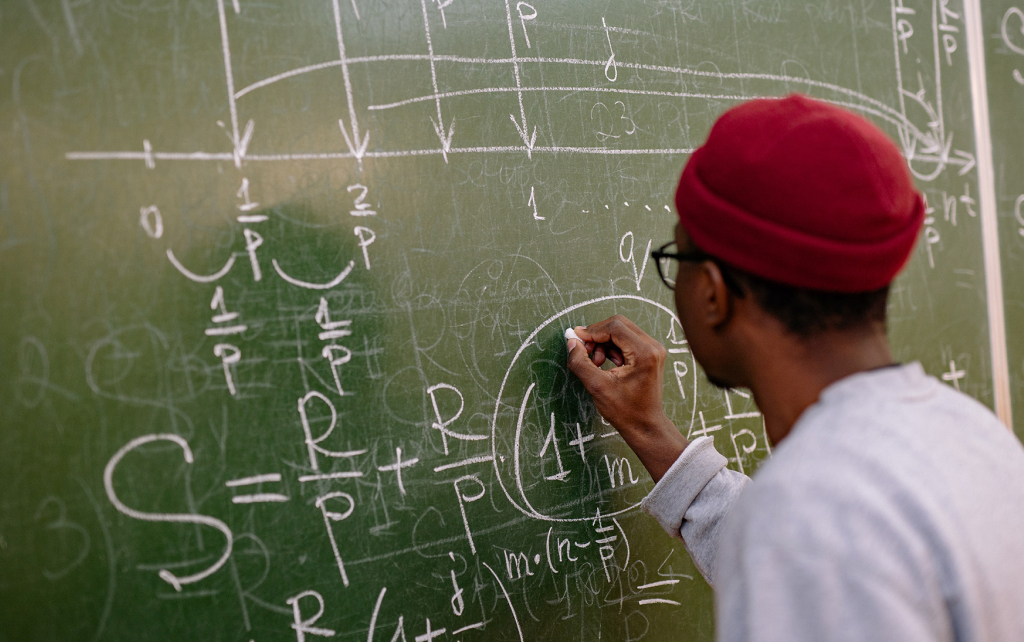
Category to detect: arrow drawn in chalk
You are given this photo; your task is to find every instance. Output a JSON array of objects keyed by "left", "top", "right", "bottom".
[
  {"left": 420, "top": 0, "right": 454, "bottom": 163},
  {"left": 332, "top": 0, "right": 369, "bottom": 166},
  {"left": 339, "top": 118, "right": 370, "bottom": 164},
  {"left": 431, "top": 117, "right": 456, "bottom": 163},
  {"left": 952, "top": 150, "right": 975, "bottom": 176},
  {"left": 504, "top": 0, "right": 538, "bottom": 158},
  {"left": 510, "top": 114, "right": 538, "bottom": 158},
  {"left": 911, "top": 147, "right": 976, "bottom": 178},
  {"left": 218, "top": 118, "right": 255, "bottom": 168},
  {"left": 233, "top": 119, "right": 255, "bottom": 167}
]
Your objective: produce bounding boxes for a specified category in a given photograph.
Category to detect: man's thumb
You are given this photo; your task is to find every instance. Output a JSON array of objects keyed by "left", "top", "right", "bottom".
[{"left": 566, "top": 339, "right": 605, "bottom": 390}]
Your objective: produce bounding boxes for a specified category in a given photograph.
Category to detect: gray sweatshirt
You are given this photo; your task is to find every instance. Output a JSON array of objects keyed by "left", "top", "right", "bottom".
[{"left": 641, "top": 363, "right": 1024, "bottom": 641}]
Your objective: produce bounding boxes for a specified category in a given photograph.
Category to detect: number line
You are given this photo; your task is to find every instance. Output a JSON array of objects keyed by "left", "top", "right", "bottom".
[{"left": 68, "top": 145, "right": 697, "bottom": 163}]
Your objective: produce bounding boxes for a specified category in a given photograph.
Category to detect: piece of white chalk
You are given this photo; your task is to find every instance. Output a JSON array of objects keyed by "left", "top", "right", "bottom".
[{"left": 565, "top": 328, "right": 581, "bottom": 342}]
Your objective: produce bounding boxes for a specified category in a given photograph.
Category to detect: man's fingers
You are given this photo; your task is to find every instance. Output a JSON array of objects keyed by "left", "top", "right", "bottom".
[
  {"left": 585, "top": 343, "right": 624, "bottom": 368},
  {"left": 608, "top": 347, "right": 624, "bottom": 367},
  {"left": 573, "top": 317, "right": 664, "bottom": 372},
  {"left": 570, "top": 327, "right": 598, "bottom": 355},
  {"left": 601, "top": 315, "right": 664, "bottom": 351},
  {"left": 579, "top": 316, "right": 649, "bottom": 360},
  {"left": 573, "top": 326, "right": 596, "bottom": 344},
  {"left": 566, "top": 338, "right": 610, "bottom": 392}
]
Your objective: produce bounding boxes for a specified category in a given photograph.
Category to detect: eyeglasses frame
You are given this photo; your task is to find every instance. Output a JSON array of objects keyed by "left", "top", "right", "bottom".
[{"left": 650, "top": 241, "right": 746, "bottom": 296}]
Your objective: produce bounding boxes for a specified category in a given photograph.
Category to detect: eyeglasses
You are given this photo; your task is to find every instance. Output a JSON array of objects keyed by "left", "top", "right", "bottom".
[
  {"left": 650, "top": 241, "right": 714, "bottom": 291},
  {"left": 650, "top": 241, "right": 746, "bottom": 295}
]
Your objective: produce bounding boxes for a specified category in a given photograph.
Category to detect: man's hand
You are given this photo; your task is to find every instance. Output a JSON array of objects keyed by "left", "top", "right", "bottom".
[{"left": 566, "top": 315, "right": 689, "bottom": 482}]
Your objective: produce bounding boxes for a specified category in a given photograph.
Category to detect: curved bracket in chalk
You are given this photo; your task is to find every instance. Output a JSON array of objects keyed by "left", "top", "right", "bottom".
[
  {"left": 482, "top": 562, "right": 524, "bottom": 642},
  {"left": 272, "top": 259, "right": 356, "bottom": 290},
  {"left": 166, "top": 249, "right": 236, "bottom": 283}
]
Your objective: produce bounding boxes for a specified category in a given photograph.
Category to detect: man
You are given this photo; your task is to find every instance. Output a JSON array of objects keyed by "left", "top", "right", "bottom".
[{"left": 565, "top": 95, "right": 1024, "bottom": 641}]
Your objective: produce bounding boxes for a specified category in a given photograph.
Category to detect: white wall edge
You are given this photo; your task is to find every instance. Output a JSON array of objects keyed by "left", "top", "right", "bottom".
[{"left": 962, "top": 0, "right": 1013, "bottom": 428}]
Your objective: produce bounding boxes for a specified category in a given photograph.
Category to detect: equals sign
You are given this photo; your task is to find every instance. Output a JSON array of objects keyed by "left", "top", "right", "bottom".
[
  {"left": 319, "top": 318, "right": 352, "bottom": 342},
  {"left": 637, "top": 579, "right": 682, "bottom": 606},
  {"left": 225, "top": 473, "right": 290, "bottom": 504}
]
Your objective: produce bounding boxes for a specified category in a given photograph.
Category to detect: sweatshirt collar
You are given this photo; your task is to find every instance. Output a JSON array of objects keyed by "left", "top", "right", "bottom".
[{"left": 817, "top": 361, "right": 934, "bottom": 405}]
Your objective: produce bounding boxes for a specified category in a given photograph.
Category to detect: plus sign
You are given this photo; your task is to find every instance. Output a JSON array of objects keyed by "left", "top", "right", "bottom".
[
  {"left": 941, "top": 360, "right": 966, "bottom": 392},
  {"left": 414, "top": 619, "right": 447, "bottom": 642},
  {"left": 377, "top": 447, "right": 419, "bottom": 496},
  {"left": 688, "top": 411, "right": 723, "bottom": 440},
  {"left": 568, "top": 422, "right": 593, "bottom": 460}
]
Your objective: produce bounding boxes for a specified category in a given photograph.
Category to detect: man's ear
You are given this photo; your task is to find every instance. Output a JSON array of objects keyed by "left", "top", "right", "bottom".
[{"left": 697, "top": 261, "right": 735, "bottom": 330}]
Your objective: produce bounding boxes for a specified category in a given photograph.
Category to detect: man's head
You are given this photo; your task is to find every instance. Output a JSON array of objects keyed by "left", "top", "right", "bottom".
[{"left": 669, "top": 95, "right": 923, "bottom": 389}]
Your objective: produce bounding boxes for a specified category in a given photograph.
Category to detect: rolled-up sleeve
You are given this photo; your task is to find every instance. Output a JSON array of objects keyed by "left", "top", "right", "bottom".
[{"left": 640, "top": 436, "right": 750, "bottom": 586}]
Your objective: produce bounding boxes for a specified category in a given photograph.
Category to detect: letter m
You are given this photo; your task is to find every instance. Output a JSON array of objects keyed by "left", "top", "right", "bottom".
[
  {"left": 603, "top": 455, "right": 640, "bottom": 488},
  {"left": 503, "top": 550, "right": 533, "bottom": 580}
]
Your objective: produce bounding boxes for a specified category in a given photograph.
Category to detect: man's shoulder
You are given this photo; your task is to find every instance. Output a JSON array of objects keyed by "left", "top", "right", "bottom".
[
  {"left": 763, "top": 366, "right": 1019, "bottom": 481},
  {"left": 735, "top": 369, "right": 1024, "bottom": 543}
]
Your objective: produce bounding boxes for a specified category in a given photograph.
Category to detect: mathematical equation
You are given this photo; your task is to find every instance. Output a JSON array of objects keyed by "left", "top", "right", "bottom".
[{"left": 12, "top": 0, "right": 989, "bottom": 640}]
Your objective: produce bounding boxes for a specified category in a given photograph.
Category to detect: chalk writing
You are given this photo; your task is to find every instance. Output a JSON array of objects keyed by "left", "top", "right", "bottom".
[{"left": 22, "top": 0, "right": 991, "bottom": 639}]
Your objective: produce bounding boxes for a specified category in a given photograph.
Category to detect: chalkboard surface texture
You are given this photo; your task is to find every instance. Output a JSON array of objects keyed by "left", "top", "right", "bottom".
[{"left": 1, "top": 0, "right": 1019, "bottom": 640}]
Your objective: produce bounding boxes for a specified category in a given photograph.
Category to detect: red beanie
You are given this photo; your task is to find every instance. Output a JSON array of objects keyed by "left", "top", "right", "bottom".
[{"left": 674, "top": 94, "right": 924, "bottom": 292}]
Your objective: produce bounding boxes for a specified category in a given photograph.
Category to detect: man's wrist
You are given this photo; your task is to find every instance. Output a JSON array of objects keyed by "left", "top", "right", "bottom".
[{"left": 620, "top": 413, "right": 690, "bottom": 482}]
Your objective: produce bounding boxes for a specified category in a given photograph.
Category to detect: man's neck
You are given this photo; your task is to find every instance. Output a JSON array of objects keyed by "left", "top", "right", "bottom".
[{"left": 745, "top": 325, "right": 894, "bottom": 446}]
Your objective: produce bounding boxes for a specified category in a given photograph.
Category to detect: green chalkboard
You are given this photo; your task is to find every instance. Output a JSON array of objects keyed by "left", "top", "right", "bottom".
[
  {"left": 0, "top": 0, "right": 1005, "bottom": 640},
  {"left": 986, "top": 1, "right": 1024, "bottom": 439}
]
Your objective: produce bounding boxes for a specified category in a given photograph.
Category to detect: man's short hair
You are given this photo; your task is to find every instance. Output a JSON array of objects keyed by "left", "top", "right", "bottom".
[{"left": 717, "top": 261, "right": 890, "bottom": 338}]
